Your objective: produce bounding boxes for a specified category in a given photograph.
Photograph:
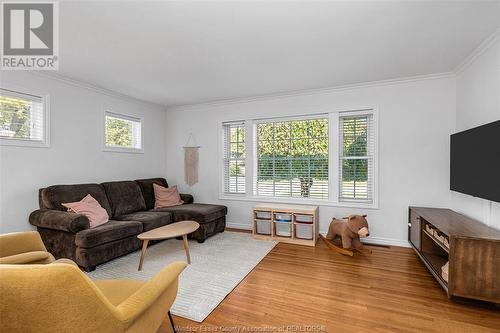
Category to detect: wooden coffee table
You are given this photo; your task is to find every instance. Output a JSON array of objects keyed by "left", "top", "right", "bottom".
[{"left": 137, "top": 220, "right": 200, "bottom": 270}]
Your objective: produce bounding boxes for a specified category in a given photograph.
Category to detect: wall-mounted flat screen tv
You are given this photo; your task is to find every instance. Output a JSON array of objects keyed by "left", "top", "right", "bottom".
[{"left": 450, "top": 120, "right": 500, "bottom": 203}]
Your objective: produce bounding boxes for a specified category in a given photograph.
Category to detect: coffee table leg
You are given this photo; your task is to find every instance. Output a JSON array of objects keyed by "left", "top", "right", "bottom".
[
  {"left": 138, "top": 239, "right": 149, "bottom": 271},
  {"left": 182, "top": 235, "right": 191, "bottom": 264}
]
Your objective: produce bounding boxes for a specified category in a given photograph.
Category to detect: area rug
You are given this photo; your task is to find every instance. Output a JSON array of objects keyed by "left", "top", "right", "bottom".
[{"left": 87, "top": 231, "right": 277, "bottom": 322}]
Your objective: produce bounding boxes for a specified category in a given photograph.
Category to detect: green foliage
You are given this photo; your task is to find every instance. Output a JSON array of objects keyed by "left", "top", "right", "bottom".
[
  {"left": 228, "top": 125, "right": 246, "bottom": 177},
  {"left": 255, "top": 117, "right": 369, "bottom": 197},
  {"left": 256, "top": 119, "right": 329, "bottom": 197},
  {"left": 342, "top": 137, "right": 368, "bottom": 182},
  {"left": 229, "top": 161, "right": 245, "bottom": 177},
  {"left": 106, "top": 117, "right": 132, "bottom": 147},
  {"left": 257, "top": 119, "right": 329, "bottom": 181},
  {"left": 0, "top": 96, "right": 32, "bottom": 138},
  {"left": 342, "top": 117, "right": 368, "bottom": 182}
]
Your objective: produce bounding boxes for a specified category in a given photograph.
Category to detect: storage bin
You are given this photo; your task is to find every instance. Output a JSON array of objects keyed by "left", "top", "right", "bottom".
[
  {"left": 255, "top": 211, "right": 272, "bottom": 219},
  {"left": 295, "top": 214, "right": 314, "bottom": 224},
  {"left": 275, "top": 222, "right": 292, "bottom": 237},
  {"left": 256, "top": 219, "right": 271, "bottom": 235},
  {"left": 295, "top": 223, "right": 313, "bottom": 239},
  {"left": 274, "top": 213, "right": 292, "bottom": 222}
]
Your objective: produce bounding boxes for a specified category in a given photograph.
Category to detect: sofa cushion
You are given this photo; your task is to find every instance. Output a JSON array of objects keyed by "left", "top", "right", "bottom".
[
  {"left": 115, "top": 211, "right": 172, "bottom": 231},
  {"left": 153, "top": 184, "right": 183, "bottom": 209},
  {"left": 62, "top": 194, "right": 109, "bottom": 228},
  {"left": 153, "top": 203, "right": 227, "bottom": 223},
  {"left": 75, "top": 220, "right": 142, "bottom": 248},
  {"left": 39, "top": 184, "right": 112, "bottom": 217},
  {"left": 101, "top": 181, "right": 147, "bottom": 217},
  {"left": 135, "top": 178, "right": 169, "bottom": 210}
]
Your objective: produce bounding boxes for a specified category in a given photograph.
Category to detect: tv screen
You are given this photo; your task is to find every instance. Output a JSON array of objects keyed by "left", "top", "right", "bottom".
[{"left": 450, "top": 120, "right": 500, "bottom": 203}]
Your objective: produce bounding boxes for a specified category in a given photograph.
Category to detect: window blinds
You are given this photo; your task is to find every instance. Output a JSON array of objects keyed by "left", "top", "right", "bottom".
[
  {"left": 255, "top": 117, "right": 329, "bottom": 199},
  {"left": 339, "top": 114, "right": 374, "bottom": 202},
  {"left": 223, "top": 121, "right": 246, "bottom": 194},
  {"left": 0, "top": 88, "right": 44, "bottom": 142},
  {"left": 105, "top": 112, "right": 142, "bottom": 150}
]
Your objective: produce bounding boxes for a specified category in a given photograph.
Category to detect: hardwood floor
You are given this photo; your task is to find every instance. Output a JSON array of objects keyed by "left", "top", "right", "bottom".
[{"left": 161, "top": 238, "right": 500, "bottom": 333}]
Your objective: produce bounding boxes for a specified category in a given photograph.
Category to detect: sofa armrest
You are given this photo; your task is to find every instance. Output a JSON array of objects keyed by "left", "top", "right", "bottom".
[
  {"left": 180, "top": 193, "right": 194, "bottom": 204},
  {"left": 29, "top": 209, "right": 90, "bottom": 233}
]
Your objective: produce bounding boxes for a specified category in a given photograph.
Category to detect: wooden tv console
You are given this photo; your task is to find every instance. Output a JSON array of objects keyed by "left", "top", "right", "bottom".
[{"left": 408, "top": 207, "right": 500, "bottom": 304}]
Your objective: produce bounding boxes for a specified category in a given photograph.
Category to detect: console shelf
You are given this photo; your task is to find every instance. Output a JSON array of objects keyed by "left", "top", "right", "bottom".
[
  {"left": 422, "top": 229, "right": 449, "bottom": 253},
  {"left": 408, "top": 207, "right": 500, "bottom": 304}
]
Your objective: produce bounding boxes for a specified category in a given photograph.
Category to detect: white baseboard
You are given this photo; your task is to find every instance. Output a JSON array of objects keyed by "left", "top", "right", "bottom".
[
  {"left": 361, "top": 236, "right": 411, "bottom": 248},
  {"left": 226, "top": 221, "right": 411, "bottom": 248},
  {"left": 226, "top": 222, "right": 253, "bottom": 231}
]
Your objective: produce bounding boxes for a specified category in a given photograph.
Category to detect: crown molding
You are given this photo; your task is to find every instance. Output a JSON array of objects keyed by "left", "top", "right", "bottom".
[
  {"left": 28, "top": 71, "right": 166, "bottom": 109},
  {"left": 454, "top": 28, "right": 500, "bottom": 75},
  {"left": 166, "top": 72, "right": 455, "bottom": 112}
]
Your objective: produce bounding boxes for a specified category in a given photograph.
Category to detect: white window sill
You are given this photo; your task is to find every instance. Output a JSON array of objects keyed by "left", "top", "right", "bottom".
[
  {"left": 219, "top": 194, "right": 378, "bottom": 209},
  {"left": 0, "top": 138, "right": 49, "bottom": 148},
  {"left": 103, "top": 147, "right": 144, "bottom": 154}
]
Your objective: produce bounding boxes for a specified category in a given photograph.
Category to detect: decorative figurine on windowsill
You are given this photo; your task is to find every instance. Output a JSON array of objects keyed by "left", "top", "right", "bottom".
[{"left": 320, "top": 215, "right": 371, "bottom": 256}]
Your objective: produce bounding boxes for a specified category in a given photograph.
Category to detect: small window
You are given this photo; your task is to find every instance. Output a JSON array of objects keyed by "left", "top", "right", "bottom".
[
  {"left": 255, "top": 117, "right": 329, "bottom": 199},
  {"left": 104, "top": 112, "right": 142, "bottom": 152},
  {"left": 0, "top": 88, "right": 48, "bottom": 147},
  {"left": 339, "top": 113, "right": 374, "bottom": 202},
  {"left": 222, "top": 121, "right": 246, "bottom": 194}
]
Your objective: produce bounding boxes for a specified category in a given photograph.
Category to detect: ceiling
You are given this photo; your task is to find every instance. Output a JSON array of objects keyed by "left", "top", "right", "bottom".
[{"left": 56, "top": 1, "right": 500, "bottom": 107}]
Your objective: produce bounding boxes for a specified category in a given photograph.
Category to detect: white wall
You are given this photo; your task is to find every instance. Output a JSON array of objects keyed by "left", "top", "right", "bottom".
[
  {"left": 452, "top": 35, "right": 500, "bottom": 229},
  {"left": 0, "top": 72, "right": 167, "bottom": 233},
  {"left": 165, "top": 76, "right": 456, "bottom": 246}
]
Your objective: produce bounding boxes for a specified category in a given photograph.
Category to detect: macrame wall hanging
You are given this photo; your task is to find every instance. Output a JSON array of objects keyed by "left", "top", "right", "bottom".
[{"left": 184, "top": 133, "right": 200, "bottom": 186}]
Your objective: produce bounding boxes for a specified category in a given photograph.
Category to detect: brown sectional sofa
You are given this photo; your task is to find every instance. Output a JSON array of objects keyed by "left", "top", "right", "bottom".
[{"left": 29, "top": 178, "right": 227, "bottom": 271}]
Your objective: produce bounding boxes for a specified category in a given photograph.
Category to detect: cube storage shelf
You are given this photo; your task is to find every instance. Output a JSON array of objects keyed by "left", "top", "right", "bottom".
[{"left": 253, "top": 203, "right": 319, "bottom": 246}]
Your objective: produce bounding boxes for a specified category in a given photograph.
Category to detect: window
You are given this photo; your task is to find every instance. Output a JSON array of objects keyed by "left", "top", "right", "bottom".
[
  {"left": 339, "top": 114, "right": 374, "bottom": 203},
  {"left": 0, "top": 88, "right": 48, "bottom": 147},
  {"left": 222, "top": 121, "right": 246, "bottom": 194},
  {"left": 256, "top": 117, "right": 329, "bottom": 199},
  {"left": 220, "top": 109, "right": 377, "bottom": 207},
  {"left": 104, "top": 112, "right": 142, "bottom": 152}
]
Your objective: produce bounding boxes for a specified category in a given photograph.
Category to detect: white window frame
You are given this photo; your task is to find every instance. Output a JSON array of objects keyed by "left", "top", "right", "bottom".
[
  {"left": 219, "top": 107, "right": 378, "bottom": 209},
  {"left": 0, "top": 85, "right": 50, "bottom": 148},
  {"left": 103, "top": 110, "right": 144, "bottom": 154},
  {"left": 222, "top": 121, "right": 247, "bottom": 195},
  {"left": 333, "top": 108, "right": 378, "bottom": 208}
]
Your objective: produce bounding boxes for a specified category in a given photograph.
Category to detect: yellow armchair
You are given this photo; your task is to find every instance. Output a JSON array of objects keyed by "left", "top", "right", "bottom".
[
  {"left": 0, "top": 231, "right": 74, "bottom": 265},
  {"left": 0, "top": 261, "right": 186, "bottom": 333}
]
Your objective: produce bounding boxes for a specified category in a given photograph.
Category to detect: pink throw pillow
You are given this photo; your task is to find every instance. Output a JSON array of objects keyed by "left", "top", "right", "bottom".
[
  {"left": 154, "top": 184, "right": 184, "bottom": 209},
  {"left": 62, "top": 194, "right": 109, "bottom": 228}
]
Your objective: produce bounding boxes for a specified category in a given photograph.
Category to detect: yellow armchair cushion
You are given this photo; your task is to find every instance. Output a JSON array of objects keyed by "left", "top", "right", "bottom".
[
  {"left": 0, "top": 231, "right": 77, "bottom": 266},
  {"left": 0, "top": 251, "right": 51, "bottom": 264},
  {"left": 95, "top": 279, "right": 145, "bottom": 306},
  {"left": 53, "top": 258, "right": 78, "bottom": 266},
  {"left": 0, "top": 231, "right": 48, "bottom": 258}
]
